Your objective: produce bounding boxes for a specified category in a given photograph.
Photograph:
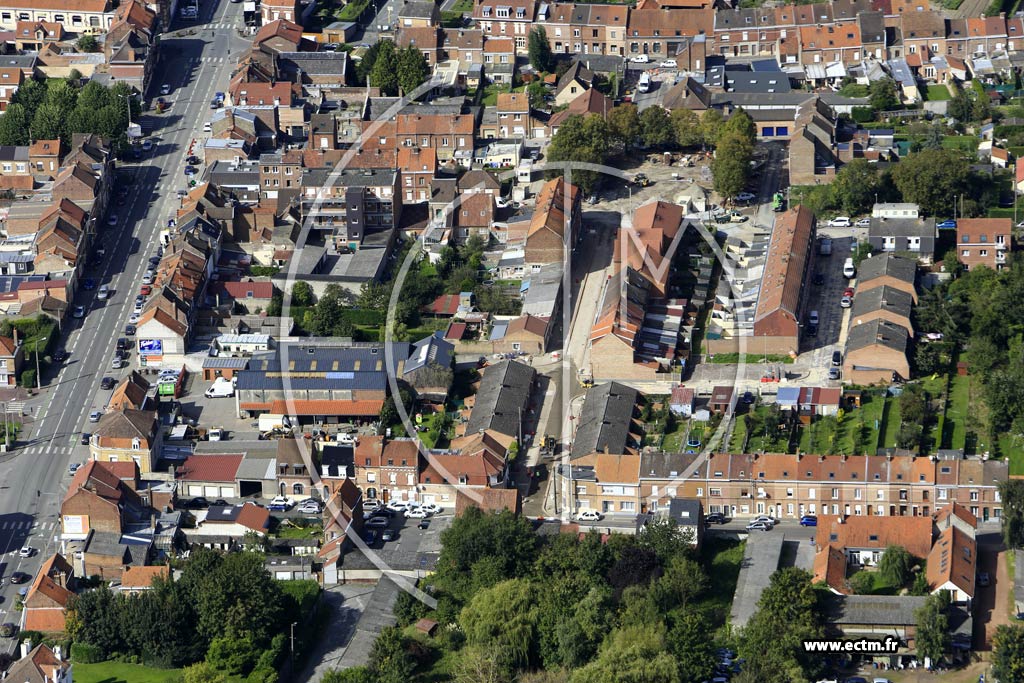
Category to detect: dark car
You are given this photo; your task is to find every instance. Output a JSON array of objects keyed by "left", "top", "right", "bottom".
[
  {"left": 741, "top": 391, "right": 755, "bottom": 404},
  {"left": 418, "top": 518, "right": 431, "bottom": 530},
  {"left": 100, "top": 376, "right": 116, "bottom": 390},
  {"left": 189, "top": 497, "right": 210, "bottom": 509},
  {"left": 813, "top": 273, "right": 825, "bottom": 286},
  {"left": 362, "top": 529, "right": 380, "bottom": 546},
  {"left": 52, "top": 349, "right": 68, "bottom": 363},
  {"left": 806, "top": 324, "right": 818, "bottom": 337},
  {"left": 705, "top": 512, "right": 726, "bottom": 524},
  {"left": 9, "top": 572, "right": 29, "bottom": 584},
  {"left": 832, "top": 351, "right": 842, "bottom": 366},
  {"left": 125, "top": 324, "right": 137, "bottom": 336},
  {"left": 0, "top": 623, "right": 17, "bottom": 638},
  {"left": 371, "top": 508, "right": 395, "bottom": 518},
  {"left": 799, "top": 515, "right": 818, "bottom": 527},
  {"left": 116, "top": 337, "right": 130, "bottom": 351},
  {"left": 81, "top": 432, "right": 91, "bottom": 445},
  {"left": 212, "top": 499, "right": 229, "bottom": 507},
  {"left": 82, "top": 278, "right": 96, "bottom": 290},
  {"left": 382, "top": 528, "right": 396, "bottom": 542}
]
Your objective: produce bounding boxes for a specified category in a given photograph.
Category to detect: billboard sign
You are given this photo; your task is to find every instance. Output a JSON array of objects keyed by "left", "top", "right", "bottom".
[{"left": 139, "top": 339, "right": 163, "bottom": 356}]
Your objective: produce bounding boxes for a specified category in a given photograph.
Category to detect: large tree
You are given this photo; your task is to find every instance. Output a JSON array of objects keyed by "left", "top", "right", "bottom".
[
  {"left": 915, "top": 591, "right": 950, "bottom": 665},
  {"left": 369, "top": 39, "right": 399, "bottom": 96},
  {"left": 640, "top": 106, "right": 674, "bottom": 148},
  {"left": 528, "top": 27, "right": 554, "bottom": 73},
  {"left": 828, "top": 158, "right": 882, "bottom": 216},
  {"left": 739, "top": 568, "right": 825, "bottom": 683},
  {"left": 460, "top": 578, "right": 539, "bottom": 673},
  {"left": 1000, "top": 479, "right": 1024, "bottom": 549},
  {"left": 397, "top": 45, "right": 430, "bottom": 97},
  {"left": 721, "top": 107, "right": 756, "bottom": 147},
  {"left": 878, "top": 545, "right": 914, "bottom": 587},
  {"left": 994, "top": 625, "right": 1024, "bottom": 683},
  {"left": 868, "top": 77, "right": 900, "bottom": 111},
  {"left": 369, "top": 627, "right": 414, "bottom": 683},
  {"left": 889, "top": 148, "right": 972, "bottom": 217},
  {"left": 545, "top": 113, "right": 610, "bottom": 193},
  {"left": 569, "top": 625, "right": 680, "bottom": 683},
  {"left": 671, "top": 108, "right": 702, "bottom": 148},
  {"left": 607, "top": 103, "right": 640, "bottom": 151},
  {"left": 0, "top": 103, "right": 28, "bottom": 145},
  {"left": 711, "top": 130, "right": 752, "bottom": 200},
  {"left": 668, "top": 612, "right": 717, "bottom": 683}
]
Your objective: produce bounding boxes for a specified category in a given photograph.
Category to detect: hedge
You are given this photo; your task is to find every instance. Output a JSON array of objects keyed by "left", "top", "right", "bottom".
[{"left": 71, "top": 642, "right": 105, "bottom": 664}]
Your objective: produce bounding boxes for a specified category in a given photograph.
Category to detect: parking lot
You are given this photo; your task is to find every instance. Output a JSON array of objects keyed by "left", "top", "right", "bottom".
[{"left": 351, "top": 512, "right": 449, "bottom": 571}]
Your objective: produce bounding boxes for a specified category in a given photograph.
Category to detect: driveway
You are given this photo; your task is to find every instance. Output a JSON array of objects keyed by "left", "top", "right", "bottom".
[
  {"left": 974, "top": 535, "right": 1010, "bottom": 650},
  {"left": 296, "top": 583, "right": 376, "bottom": 682}
]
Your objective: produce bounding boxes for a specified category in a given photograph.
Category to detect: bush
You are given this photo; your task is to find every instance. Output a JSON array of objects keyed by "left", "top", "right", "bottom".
[
  {"left": 249, "top": 266, "right": 280, "bottom": 276},
  {"left": 71, "top": 642, "right": 105, "bottom": 664},
  {"left": 851, "top": 107, "right": 875, "bottom": 123},
  {"left": 849, "top": 571, "right": 875, "bottom": 595},
  {"left": 19, "top": 369, "right": 35, "bottom": 388}
]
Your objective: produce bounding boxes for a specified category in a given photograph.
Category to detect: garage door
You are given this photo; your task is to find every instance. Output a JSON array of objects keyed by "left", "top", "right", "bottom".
[
  {"left": 776, "top": 126, "right": 788, "bottom": 136},
  {"left": 188, "top": 485, "right": 204, "bottom": 497},
  {"left": 204, "top": 485, "right": 220, "bottom": 497},
  {"left": 275, "top": 571, "right": 292, "bottom": 580},
  {"left": 762, "top": 127, "right": 774, "bottom": 137},
  {"left": 220, "top": 486, "right": 234, "bottom": 498}
]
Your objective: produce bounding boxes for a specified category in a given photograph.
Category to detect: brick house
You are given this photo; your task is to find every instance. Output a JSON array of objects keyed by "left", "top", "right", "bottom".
[
  {"left": 524, "top": 177, "right": 582, "bottom": 268},
  {"left": 60, "top": 460, "right": 143, "bottom": 542},
  {"left": 956, "top": 217, "right": 1011, "bottom": 272},
  {"left": 856, "top": 254, "right": 917, "bottom": 303},
  {"left": 353, "top": 436, "right": 420, "bottom": 504},
  {"left": 843, "top": 319, "right": 910, "bottom": 384},
  {"left": 0, "top": 335, "right": 23, "bottom": 385},
  {"left": 23, "top": 553, "right": 74, "bottom": 633},
  {"left": 848, "top": 285, "right": 914, "bottom": 336},
  {"left": 89, "top": 408, "right": 162, "bottom": 475},
  {"left": 275, "top": 438, "right": 315, "bottom": 499}
]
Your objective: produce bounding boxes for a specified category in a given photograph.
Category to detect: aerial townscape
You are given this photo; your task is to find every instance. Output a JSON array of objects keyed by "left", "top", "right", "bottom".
[{"left": 8, "top": 0, "right": 1024, "bottom": 680}]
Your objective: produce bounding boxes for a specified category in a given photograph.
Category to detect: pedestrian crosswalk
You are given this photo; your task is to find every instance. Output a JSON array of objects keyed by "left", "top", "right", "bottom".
[
  {"left": 0, "top": 520, "right": 56, "bottom": 533},
  {"left": 21, "top": 444, "right": 75, "bottom": 456},
  {"left": 186, "top": 56, "right": 230, "bottom": 65}
]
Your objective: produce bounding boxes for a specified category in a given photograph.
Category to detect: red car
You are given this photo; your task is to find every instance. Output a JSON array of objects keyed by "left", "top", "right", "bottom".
[
  {"left": 843, "top": 287, "right": 854, "bottom": 298},
  {"left": 139, "top": 285, "right": 152, "bottom": 296}
]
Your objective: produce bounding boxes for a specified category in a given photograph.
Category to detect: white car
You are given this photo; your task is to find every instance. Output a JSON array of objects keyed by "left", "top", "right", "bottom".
[
  {"left": 808, "top": 310, "right": 819, "bottom": 325},
  {"left": 404, "top": 508, "right": 429, "bottom": 518},
  {"left": 18, "top": 546, "right": 33, "bottom": 558},
  {"left": 128, "top": 312, "right": 141, "bottom": 324},
  {"left": 736, "top": 192, "right": 756, "bottom": 202},
  {"left": 97, "top": 285, "right": 110, "bottom": 300},
  {"left": 160, "top": 84, "right": 170, "bottom": 95},
  {"left": 855, "top": 217, "right": 871, "bottom": 227},
  {"left": 268, "top": 495, "right": 292, "bottom": 511},
  {"left": 752, "top": 515, "right": 776, "bottom": 526},
  {"left": 421, "top": 503, "right": 442, "bottom": 515},
  {"left": 298, "top": 502, "right": 321, "bottom": 514},
  {"left": 659, "top": 59, "right": 677, "bottom": 67},
  {"left": 72, "top": 305, "right": 86, "bottom": 319},
  {"left": 630, "top": 54, "right": 650, "bottom": 63},
  {"left": 386, "top": 500, "right": 409, "bottom": 512},
  {"left": 828, "top": 216, "right": 852, "bottom": 228},
  {"left": 577, "top": 510, "right": 603, "bottom": 522}
]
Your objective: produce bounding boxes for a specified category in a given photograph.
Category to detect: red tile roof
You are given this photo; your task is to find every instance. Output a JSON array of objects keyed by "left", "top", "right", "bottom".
[
  {"left": 817, "top": 515, "right": 933, "bottom": 559},
  {"left": 120, "top": 565, "right": 169, "bottom": 589},
  {"left": 209, "top": 280, "right": 275, "bottom": 300},
  {"left": 927, "top": 525, "right": 975, "bottom": 597},
  {"left": 176, "top": 454, "right": 244, "bottom": 482}
]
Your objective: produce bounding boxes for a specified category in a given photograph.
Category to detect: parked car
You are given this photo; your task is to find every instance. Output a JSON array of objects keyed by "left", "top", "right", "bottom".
[
  {"left": 97, "top": 285, "right": 110, "bottom": 300},
  {"left": 405, "top": 508, "right": 429, "bottom": 518},
  {"left": 705, "top": 512, "right": 727, "bottom": 524},
  {"left": 736, "top": 192, "right": 756, "bottom": 202},
  {"left": 72, "top": 305, "right": 86, "bottom": 319},
  {"left": 381, "top": 528, "right": 396, "bottom": 542},
  {"left": 386, "top": 500, "right": 410, "bottom": 512},
  {"left": 855, "top": 217, "right": 871, "bottom": 227},
  {"left": 840, "top": 295, "right": 852, "bottom": 308},
  {"left": 421, "top": 503, "right": 442, "bottom": 515},
  {"left": 746, "top": 521, "right": 772, "bottom": 531},
  {"left": 843, "top": 287, "right": 854, "bottom": 297},
  {"left": 160, "top": 84, "right": 170, "bottom": 95},
  {"left": 89, "top": 410, "right": 102, "bottom": 423},
  {"left": 125, "top": 323, "right": 137, "bottom": 335},
  {"left": 741, "top": 391, "right": 755, "bottom": 404},
  {"left": 806, "top": 324, "right": 818, "bottom": 337},
  {"left": 18, "top": 546, "right": 33, "bottom": 558},
  {"left": 8, "top": 572, "right": 29, "bottom": 584},
  {"left": 937, "top": 219, "right": 958, "bottom": 230},
  {"left": 111, "top": 357, "right": 125, "bottom": 369},
  {"left": 212, "top": 499, "right": 229, "bottom": 507},
  {"left": 576, "top": 510, "right": 603, "bottom": 522},
  {"left": 107, "top": 214, "right": 119, "bottom": 226},
  {"left": 188, "top": 497, "right": 210, "bottom": 509},
  {"left": 100, "top": 376, "right": 116, "bottom": 390},
  {"left": 799, "top": 515, "right": 818, "bottom": 527},
  {"left": 752, "top": 515, "right": 776, "bottom": 526},
  {"left": 828, "top": 216, "right": 852, "bottom": 228},
  {"left": 268, "top": 496, "right": 292, "bottom": 511},
  {"left": 365, "top": 516, "right": 389, "bottom": 529},
  {"left": 418, "top": 518, "right": 431, "bottom": 530},
  {"left": 978, "top": 572, "right": 991, "bottom": 587},
  {"left": 630, "top": 54, "right": 650, "bottom": 63},
  {"left": 832, "top": 351, "right": 842, "bottom": 366},
  {"left": 808, "top": 310, "right": 819, "bottom": 326},
  {"left": 659, "top": 59, "right": 677, "bottom": 67},
  {"left": 0, "top": 623, "right": 17, "bottom": 638},
  {"left": 362, "top": 529, "right": 380, "bottom": 545},
  {"left": 68, "top": 462, "right": 81, "bottom": 475},
  {"left": 298, "top": 501, "right": 321, "bottom": 514},
  {"left": 52, "top": 349, "right": 68, "bottom": 363},
  {"left": 829, "top": 367, "right": 842, "bottom": 380},
  {"left": 813, "top": 273, "right": 825, "bottom": 286},
  {"left": 80, "top": 432, "right": 91, "bottom": 445}
]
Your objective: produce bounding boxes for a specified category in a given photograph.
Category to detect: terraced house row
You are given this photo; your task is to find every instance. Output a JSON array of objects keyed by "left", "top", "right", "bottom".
[
  {"left": 468, "top": 0, "right": 1024, "bottom": 66},
  {"left": 557, "top": 451, "right": 1006, "bottom": 523}
]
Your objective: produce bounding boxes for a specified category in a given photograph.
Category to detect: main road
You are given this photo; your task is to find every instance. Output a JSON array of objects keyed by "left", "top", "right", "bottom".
[{"left": 0, "top": 0, "right": 249, "bottom": 648}]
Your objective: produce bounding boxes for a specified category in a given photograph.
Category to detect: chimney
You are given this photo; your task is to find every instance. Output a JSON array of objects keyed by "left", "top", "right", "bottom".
[
  {"left": 20, "top": 638, "right": 31, "bottom": 659},
  {"left": 54, "top": 645, "right": 62, "bottom": 661}
]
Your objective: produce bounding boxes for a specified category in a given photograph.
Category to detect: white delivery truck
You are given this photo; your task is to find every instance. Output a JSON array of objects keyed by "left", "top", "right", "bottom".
[
  {"left": 638, "top": 72, "right": 652, "bottom": 93},
  {"left": 204, "top": 377, "right": 235, "bottom": 398},
  {"left": 258, "top": 413, "right": 291, "bottom": 433},
  {"left": 843, "top": 257, "right": 856, "bottom": 279}
]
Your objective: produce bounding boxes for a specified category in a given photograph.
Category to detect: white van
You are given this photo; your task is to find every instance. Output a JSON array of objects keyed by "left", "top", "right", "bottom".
[
  {"left": 204, "top": 377, "right": 234, "bottom": 398},
  {"left": 638, "top": 72, "right": 651, "bottom": 93},
  {"left": 843, "top": 257, "right": 856, "bottom": 279}
]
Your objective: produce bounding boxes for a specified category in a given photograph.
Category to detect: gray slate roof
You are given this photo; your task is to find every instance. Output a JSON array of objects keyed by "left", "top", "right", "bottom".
[
  {"left": 845, "top": 318, "right": 909, "bottom": 355},
  {"left": 572, "top": 381, "right": 639, "bottom": 456},
  {"left": 235, "top": 343, "right": 408, "bottom": 392},
  {"left": 850, "top": 284, "right": 913, "bottom": 321},
  {"left": 404, "top": 332, "right": 454, "bottom": 375},
  {"left": 822, "top": 594, "right": 927, "bottom": 626},
  {"left": 466, "top": 359, "right": 536, "bottom": 438},
  {"left": 666, "top": 498, "right": 703, "bottom": 527},
  {"left": 868, "top": 217, "right": 936, "bottom": 237},
  {"left": 857, "top": 253, "right": 917, "bottom": 286}
]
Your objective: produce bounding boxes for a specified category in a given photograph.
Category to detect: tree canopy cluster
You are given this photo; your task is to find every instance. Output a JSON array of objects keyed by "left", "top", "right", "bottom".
[
  {"left": 355, "top": 39, "right": 430, "bottom": 96},
  {"left": 68, "top": 549, "right": 318, "bottom": 681},
  {"left": 328, "top": 507, "right": 785, "bottom": 683},
  {"left": 913, "top": 261, "right": 1024, "bottom": 450},
  {"left": 0, "top": 77, "right": 140, "bottom": 151},
  {"left": 799, "top": 149, "right": 994, "bottom": 218}
]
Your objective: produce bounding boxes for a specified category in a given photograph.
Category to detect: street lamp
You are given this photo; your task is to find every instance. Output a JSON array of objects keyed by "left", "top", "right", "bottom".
[{"left": 33, "top": 336, "right": 47, "bottom": 390}]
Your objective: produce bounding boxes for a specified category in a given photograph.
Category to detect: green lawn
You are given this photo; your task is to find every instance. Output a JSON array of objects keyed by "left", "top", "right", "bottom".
[
  {"left": 878, "top": 397, "right": 902, "bottom": 450},
  {"left": 943, "top": 374, "right": 970, "bottom": 451},
  {"left": 700, "top": 538, "right": 745, "bottom": 631},
  {"left": 450, "top": 0, "right": 473, "bottom": 11},
  {"left": 706, "top": 353, "right": 795, "bottom": 364},
  {"left": 75, "top": 662, "right": 183, "bottom": 683},
  {"left": 941, "top": 135, "right": 979, "bottom": 153},
  {"left": 926, "top": 84, "right": 952, "bottom": 100}
]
